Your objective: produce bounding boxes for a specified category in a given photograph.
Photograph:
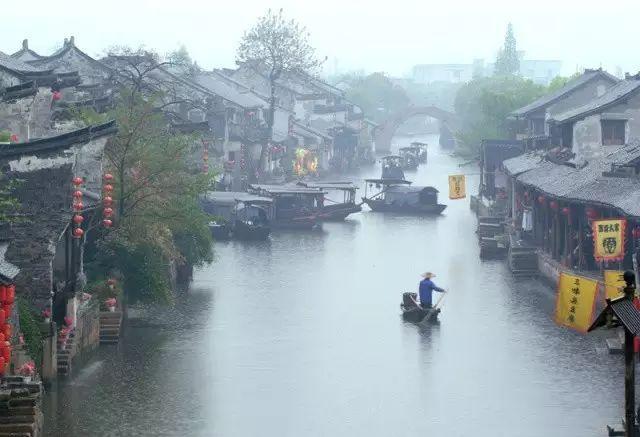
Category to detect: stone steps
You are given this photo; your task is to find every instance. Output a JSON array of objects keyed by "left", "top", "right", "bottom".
[
  {"left": 0, "top": 380, "right": 42, "bottom": 437},
  {"left": 99, "top": 312, "right": 122, "bottom": 345},
  {"left": 56, "top": 329, "right": 76, "bottom": 377}
]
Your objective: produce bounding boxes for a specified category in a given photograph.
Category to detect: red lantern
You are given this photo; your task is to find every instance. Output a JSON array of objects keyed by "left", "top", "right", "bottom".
[
  {"left": 549, "top": 200, "right": 558, "bottom": 210},
  {"left": 3, "top": 305, "right": 11, "bottom": 319},
  {"left": 3, "top": 341, "right": 11, "bottom": 361},
  {"left": 73, "top": 190, "right": 83, "bottom": 198},
  {"left": 73, "top": 228, "right": 84, "bottom": 238},
  {"left": 0, "top": 356, "right": 6, "bottom": 375},
  {"left": 561, "top": 207, "right": 570, "bottom": 216},
  {"left": 0, "top": 333, "right": 5, "bottom": 343},
  {"left": 102, "top": 219, "right": 113, "bottom": 228},
  {"left": 537, "top": 195, "right": 546, "bottom": 205},
  {"left": 73, "top": 214, "right": 84, "bottom": 225},
  {"left": 0, "top": 309, "right": 5, "bottom": 325},
  {"left": 103, "top": 207, "right": 113, "bottom": 217},
  {"left": 72, "top": 177, "right": 83, "bottom": 186},
  {"left": 3, "top": 325, "right": 11, "bottom": 340},
  {"left": 586, "top": 208, "right": 598, "bottom": 219},
  {"left": 103, "top": 196, "right": 113, "bottom": 207},
  {"left": 73, "top": 202, "right": 84, "bottom": 211},
  {"left": 6, "top": 285, "right": 14, "bottom": 304},
  {"left": 103, "top": 173, "right": 114, "bottom": 182},
  {"left": 0, "top": 286, "right": 5, "bottom": 303},
  {"left": 103, "top": 184, "right": 114, "bottom": 193}
]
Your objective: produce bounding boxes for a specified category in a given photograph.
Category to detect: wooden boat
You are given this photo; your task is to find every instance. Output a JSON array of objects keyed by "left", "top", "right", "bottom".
[
  {"left": 380, "top": 155, "right": 405, "bottom": 180},
  {"left": 248, "top": 184, "right": 325, "bottom": 230},
  {"left": 400, "top": 293, "right": 440, "bottom": 323},
  {"left": 410, "top": 142, "right": 428, "bottom": 163},
  {"left": 362, "top": 178, "right": 447, "bottom": 215},
  {"left": 297, "top": 181, "right": 362, "bottom": 221},
  {"left": 398, "top": 147, "right": 420, "bottom": 170},
  {"left": 208, "top": 220, "right": 231, "bottom": 240},
  {"left": 201, "top": 192, "right": 273, "bottom": 240}
]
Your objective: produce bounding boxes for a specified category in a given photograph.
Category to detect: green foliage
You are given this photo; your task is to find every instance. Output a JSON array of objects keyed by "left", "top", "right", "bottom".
[
  {"left": 495, "top": 23, "right": 520, "bottom": 76},
  {"left": 342, "top": 72, "right": 410, "bottom": 124},
  {"left": 0, "top": 172, "right": 21, "bottom": 223},
  {"left": 85, "top": 279, "right": 122, "bottom": 310},
  {"left": 17, "top": 298, "right": 43, "bottom": 369},
  {"left": 77, "top": 84, "right": 214, "bottom": 304},
  {"left": 0, "top": 131, "right": 10, "bottom": 142},
  {"left": 454, "top": 75, "right": 546, "bottom": 151},
  {"left": 547, "top": 72, "right": 581, "bottom": 93}
]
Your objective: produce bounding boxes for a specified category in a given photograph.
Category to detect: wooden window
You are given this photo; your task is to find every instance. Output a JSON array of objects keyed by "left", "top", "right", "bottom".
[{"left": 601, "top": 120, "right": 626, "bottom": 145}]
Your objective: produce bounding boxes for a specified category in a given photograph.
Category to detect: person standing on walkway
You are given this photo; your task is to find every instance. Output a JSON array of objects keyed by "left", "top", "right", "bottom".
[{"left": 418, "top": 272, "right": 445, "bottom": 309}]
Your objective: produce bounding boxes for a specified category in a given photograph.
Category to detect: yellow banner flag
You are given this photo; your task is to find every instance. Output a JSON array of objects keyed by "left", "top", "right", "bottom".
[
  {"left": 555, "top": 272, "right": 599, "bottom": 333},
  {"left": 592, "top": 219, "right": 626, "bottom": 262},
  {"left": 604, "top": 270, "right": 626, "bottom": 300},
  {"left": 448, "top": 175, "right": 466, "bottom": 199}
]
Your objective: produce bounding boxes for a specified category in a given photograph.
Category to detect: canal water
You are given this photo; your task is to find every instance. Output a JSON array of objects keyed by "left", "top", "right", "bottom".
[{"left": 44, "top": 134, "right": 624, "bottom": 437}]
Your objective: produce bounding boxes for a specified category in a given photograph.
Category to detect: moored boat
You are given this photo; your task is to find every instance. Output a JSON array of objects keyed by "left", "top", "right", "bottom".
[
  {"left": 248, "top": 184, "right": 325, "bottom": 230},
  {"left": 409, "top": 141, "right": 428, "bottom": 163},
  {"left": 297, "top": 181, "right": 362, "bottom": 221},
  {"left": 398, "top": 147, "right": 420, "bottom": 170},
  {"left": 201, "top": 192, "right": 273, "bottom": 240},
  {"left": 362, "top": 178, "right": 446, "bottom": 215}
]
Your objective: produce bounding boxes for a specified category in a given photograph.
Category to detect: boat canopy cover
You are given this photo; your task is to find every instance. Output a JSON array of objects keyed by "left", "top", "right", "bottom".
[
  {"left": 410, "top": 142, "right": 428, "bottom": 146},
  {"left": 399, "top": 146, "right": 421, "bottom": 151},
  {"left": 385, "top": 185, "right": 439, "bottom": 205},
  {"left": 298, "top": 181, "right": 358, "bottom": 191},
  {"left": 365, "top": 178, "right": 412, "bottom": 185},
  {"left": 204, "top": 191, "right": 273, "bottom": 205},
  {"left": 386, "top": 185, "right": 439, "bottom": 194},
  {"left": 249, "top": 184, "right": 327, "bottom": 195},
  {"left": 381, "top": 155, "right": 402, "bottom": 160}
]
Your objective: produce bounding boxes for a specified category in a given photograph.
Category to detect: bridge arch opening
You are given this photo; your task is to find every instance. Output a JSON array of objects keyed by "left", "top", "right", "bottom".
[{"left": 374, "top": 106, "right": 458, "bottom": 153}]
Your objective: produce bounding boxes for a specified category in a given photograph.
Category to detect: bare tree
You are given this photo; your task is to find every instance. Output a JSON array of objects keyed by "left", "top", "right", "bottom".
[{"left": 237, "top": 9, "right": 323, "bottom": 171}]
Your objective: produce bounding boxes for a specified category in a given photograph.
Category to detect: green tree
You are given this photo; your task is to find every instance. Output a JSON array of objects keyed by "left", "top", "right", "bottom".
[
  {"left": 237, "top": 9, "right": 323, "bottom": 171},
  {"left": 342, "top": 72, "right": 410, "bottom": 124},
  {"left": 454, "top": 76, "right": 545, "bottom": 153},
  {"left": 78, "top": 50, "right": 214, "bottom": 303},
  {"left": 495, "top": 23, "right": 520, "bottom": 76},
  {"left": 547, "top": 72, "right": 582, "bottom": 93}
]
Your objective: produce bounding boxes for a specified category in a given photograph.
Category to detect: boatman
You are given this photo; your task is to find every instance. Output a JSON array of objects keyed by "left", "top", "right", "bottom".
[{"left": 419, "top": 272, "right": 445, "bottom": 309}]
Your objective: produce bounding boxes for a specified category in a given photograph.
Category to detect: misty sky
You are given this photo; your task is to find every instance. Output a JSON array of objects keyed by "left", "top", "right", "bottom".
[{"left": 2, "top": 0, "right": 639, "bottom": 78}]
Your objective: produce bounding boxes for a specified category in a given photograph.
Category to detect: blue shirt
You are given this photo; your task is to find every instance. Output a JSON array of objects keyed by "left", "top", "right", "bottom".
[{"left": 419, "top": 278, "right": 444, "bottom": 306}]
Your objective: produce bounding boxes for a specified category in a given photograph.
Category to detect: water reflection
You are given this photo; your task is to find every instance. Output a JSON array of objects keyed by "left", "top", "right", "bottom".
[{"left": 43, "top": 135, "right": 625, "bottom": 437}]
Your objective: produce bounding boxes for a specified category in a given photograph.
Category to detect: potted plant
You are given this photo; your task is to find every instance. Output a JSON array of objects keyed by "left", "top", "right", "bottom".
[
  {"left": 41, "top": 308, "right": 51, "bottom": 324},
  {"left": 58, "top": 327, "right": 70, "bottom": 350},
  {"left": 18, "top": 361, "right": 35, "bottom": 383},
  {"left": 105, "top": 298, "right": 117, "bottom": 312}
]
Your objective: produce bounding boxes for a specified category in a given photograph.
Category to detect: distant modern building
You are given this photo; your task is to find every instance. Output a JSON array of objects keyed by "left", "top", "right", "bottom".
[{"left": 412, "top": 54, "right": 562, "bottom": 85}]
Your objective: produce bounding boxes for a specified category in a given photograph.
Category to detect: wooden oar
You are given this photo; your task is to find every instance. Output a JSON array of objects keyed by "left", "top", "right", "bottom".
[{"left": 421, "top": 291, "right": 447, "bottom": 324}]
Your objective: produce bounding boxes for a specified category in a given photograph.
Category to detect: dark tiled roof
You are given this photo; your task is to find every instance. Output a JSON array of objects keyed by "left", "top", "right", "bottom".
[
  {"left": 192, "top": 73, "right": 266, "bottom": 109},
  {"left": 502, "top": 152, "right": 546, "bottom": 176},
  {"left": 510, "top": 144, "right": 640, "bottom": 217},
  {"left": 510, "top": 69, "right": 618, "bottom": 118},
  {"left": 551, "top": 79, "right": 640, "bottom": 123},
  {"left": 0, "top": 51, "right": 50, "bottom": 75},
  {"left": 611, "top": 299, "right": 640, "bottom": 335}
]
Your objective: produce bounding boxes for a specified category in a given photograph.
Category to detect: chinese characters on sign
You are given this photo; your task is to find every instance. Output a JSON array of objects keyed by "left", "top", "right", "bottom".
[
  {"left": 555, "top": 272, "right": 599, "bottom": 333},
  {"left": 448, "top": 175, "right": 466, "bottom": 200},
  {"left": 604, "top": 270, "right": 626, "bottom": 300},
  {"left": 592, "top": 219, "right": 626, "bottom": 262}
]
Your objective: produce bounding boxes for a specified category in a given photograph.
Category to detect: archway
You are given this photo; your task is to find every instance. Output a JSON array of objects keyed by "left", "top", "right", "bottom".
[{"left": 374, "top": 106, "right": 459, "bottom": 153}]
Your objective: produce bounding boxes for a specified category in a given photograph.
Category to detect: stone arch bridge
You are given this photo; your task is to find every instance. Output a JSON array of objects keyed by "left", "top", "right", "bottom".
[{"left": 374, "top": 106, "right": 459, "bottom": 153}]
